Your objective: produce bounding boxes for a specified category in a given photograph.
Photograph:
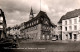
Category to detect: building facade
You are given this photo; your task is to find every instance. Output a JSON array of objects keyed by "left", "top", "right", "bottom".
[
  {"left": 55, "top": 23, "right": 62, "bottom": 40},
  {"left": 20, "top": 8, "right": 56, "bottom": 41},
  {"left": 7, "top": 25, "right": 21, "bottom": 39},
  {"left": 0, "top": 9, "right": 7, "bottom": 39},
  {"left": 58, "top": 9, "right": 80, "bottom": 41}
]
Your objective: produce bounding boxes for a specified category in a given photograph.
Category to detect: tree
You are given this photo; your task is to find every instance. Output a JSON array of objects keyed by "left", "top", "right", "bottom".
[{"left": 7, "top": 27, "right": 11, "bottom": 35}]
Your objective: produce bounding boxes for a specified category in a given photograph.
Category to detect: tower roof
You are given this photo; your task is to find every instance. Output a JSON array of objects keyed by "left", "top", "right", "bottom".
[
  {"left": 25, "top": 11, "right": 56, "bottom": 27},
  {"left": 30, "top": 7, "right": 33, "bottom": 15}
]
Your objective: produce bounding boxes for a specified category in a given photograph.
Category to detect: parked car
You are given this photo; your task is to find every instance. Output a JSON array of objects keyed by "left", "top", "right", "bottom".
[{"left": 52, "top": 38, "right": 57, "bottom": 41}]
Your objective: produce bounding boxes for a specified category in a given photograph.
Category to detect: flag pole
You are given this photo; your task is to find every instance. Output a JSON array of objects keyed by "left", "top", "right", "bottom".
[{"left": 40, "top": 0, "right": 41, "bottom": 11}]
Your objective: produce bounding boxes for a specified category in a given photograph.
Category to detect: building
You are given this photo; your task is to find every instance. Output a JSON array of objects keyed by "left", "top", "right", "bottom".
[
  {"left": 20, "top": 22, "right": 26, "bottom": 38},
  {"left": 7, "top": 25, "right": 21, "bottom": 39},
  {"left": 20, "top": 8, "right": 56, "bottom": 41},
  {"left": 55, "top": 24, "right": 62, "bottom": 40},
  {"left": 58, "top": 9, "right": 80, "bottom": 41},
  {"left": 0, "top": 9, "right": 7, "bottom": 39}
]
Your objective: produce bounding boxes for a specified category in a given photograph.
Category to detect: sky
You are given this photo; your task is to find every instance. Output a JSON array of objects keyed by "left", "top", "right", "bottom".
[{"left": 0, "top": 0, "right": 80, "bottom": 27}]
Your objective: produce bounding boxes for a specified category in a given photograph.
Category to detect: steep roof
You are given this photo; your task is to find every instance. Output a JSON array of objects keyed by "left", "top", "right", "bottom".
[
  {"left": 25, "top": 11, "right": 56, "bottom": 27},
  {"left": 58, "top": 9, "right": 80, "bottom": 23}
]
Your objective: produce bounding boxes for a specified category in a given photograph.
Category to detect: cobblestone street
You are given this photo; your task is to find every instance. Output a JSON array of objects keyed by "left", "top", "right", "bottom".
[{"left": 2, "top": 40, "right": 80, "bottom": 52}]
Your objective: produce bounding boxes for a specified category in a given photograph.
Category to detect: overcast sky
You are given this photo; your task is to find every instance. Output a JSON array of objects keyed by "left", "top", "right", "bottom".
[{"left": 0, "top": 0, "right": 80, "bottom": 27}]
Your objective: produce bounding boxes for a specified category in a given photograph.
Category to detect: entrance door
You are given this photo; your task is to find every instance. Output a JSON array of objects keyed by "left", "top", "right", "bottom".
[
  {"left": 66, "top": 34, "right": 68, "bottom": 40},
  {"left": 69, "top": 33, "right": 72, "bottom": 39},
  {"left": 74, "top": 34, "right": 77, "bottom": 39}
]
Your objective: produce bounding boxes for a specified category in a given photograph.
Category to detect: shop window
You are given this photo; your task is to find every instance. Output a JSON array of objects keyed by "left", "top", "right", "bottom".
[
  {"left": 69, "top": 33, "right": 72, "bottom": 39},
  {"left": 74, "top": 34, "right": 77, "bottom": 39}
]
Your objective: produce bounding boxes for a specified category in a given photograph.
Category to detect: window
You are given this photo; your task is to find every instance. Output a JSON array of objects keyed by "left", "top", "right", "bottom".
[
  {"left": 74, "top": 19, "right": 77, "bottom": 24},
  {"left": 0, "top": 17, "right": 3, "bottom": 22},
  {"left": 79, "top": 17, "right": 80, "bottom": 22},
  {"left": 30, "top": 23, "right": 31, "bottom": 26},
  {"left": 0, "top": 17, "right": 3, "bottom": 21},
  {"left": 32, "top": 22, "right": 33, "bottom": 25},
  {"left": 43, "top": 35, "right": 45, "bottom": 39},
  {"left": 74, "top": 25, "right": 77, "bottom": 30},
  {"left": 58, "top": 26, "right": 62, "bottom": 30},
  {"left": 69, "top": 26, "right": 72, "bottom": 30},
  {"left": 37, "top": 20, "right": 38, "bottom": 23},
  {"left": 35, "top": 21, "right": 36, "bottom": 24},
  {"left": 47, "top": 35, "right": 49, "bottom": 40},
  {"left": 74, "top": 34, "right": 77, "bottom": 39},
  {"left": 69, "top": 19, "right": 72, "bottom": 24},
  {"left": 65, "top": 27, "right": 67, "bottom": 31},
  {"left": 0, "top": 25, "right": 3, "bottom": 28},
  {"left": 0, "top": 10, "right": 1, "bottom": 14},
  {"left": 65, "top": 21, "right": 67, "bottom": 25}
]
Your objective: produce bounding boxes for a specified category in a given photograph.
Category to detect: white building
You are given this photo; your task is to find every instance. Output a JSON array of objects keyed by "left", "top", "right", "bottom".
[{"left": 58, "top": 9, "right": 80, "bottom": 41}]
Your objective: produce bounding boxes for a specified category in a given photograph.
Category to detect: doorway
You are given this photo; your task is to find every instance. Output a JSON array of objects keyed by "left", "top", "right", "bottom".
[
  {"left": 69, "top": 33, "right": 72, "bottom": 39},
  {"left": 74, "top": 34, "right": 77, "bottom": 39}
]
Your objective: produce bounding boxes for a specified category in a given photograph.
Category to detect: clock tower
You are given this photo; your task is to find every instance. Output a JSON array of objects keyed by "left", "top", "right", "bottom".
[{"left": 29, "top": 7, "right": 34, "bottom": 20}]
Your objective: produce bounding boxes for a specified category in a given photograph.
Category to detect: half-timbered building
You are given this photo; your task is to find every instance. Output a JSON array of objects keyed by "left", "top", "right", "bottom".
[{"left": 20, "top": 8, "right": 56, "bottom": 40}]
